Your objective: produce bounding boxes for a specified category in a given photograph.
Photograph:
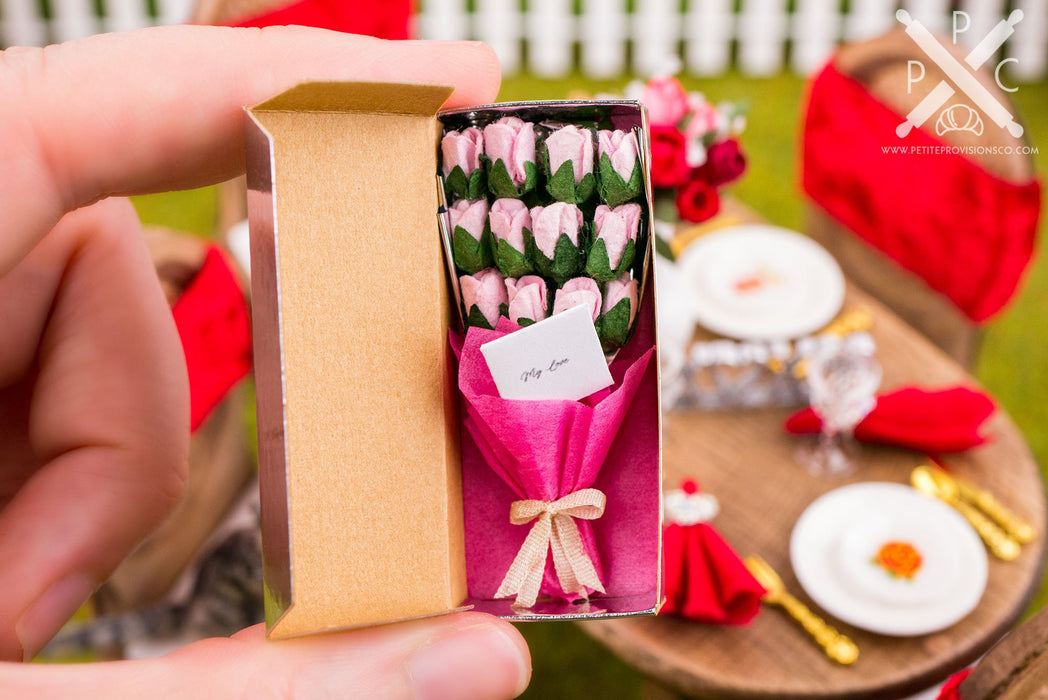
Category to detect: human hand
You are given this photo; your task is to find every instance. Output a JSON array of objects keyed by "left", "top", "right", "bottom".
[{"left": 0, "top": 25, "right": 529, "bottom": 698}]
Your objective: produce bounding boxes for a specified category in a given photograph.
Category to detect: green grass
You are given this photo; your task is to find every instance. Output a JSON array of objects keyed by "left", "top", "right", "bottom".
[{"left": 131, "top": 70, "right": 1048, "bottom": 700}]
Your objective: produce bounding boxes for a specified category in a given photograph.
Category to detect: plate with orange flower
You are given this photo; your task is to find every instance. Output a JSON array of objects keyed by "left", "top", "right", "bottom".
[
  {"left": 790, "top": 482, "right": 987, "bottom": 636},
  {"left": 676, "top": 224, "right": 845, "bottom": 340}
]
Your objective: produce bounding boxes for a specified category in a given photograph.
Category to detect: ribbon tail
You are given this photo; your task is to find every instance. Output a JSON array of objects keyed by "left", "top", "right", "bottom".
[
  {"left": 495, "top": 514, "right": 552, "bottom": 608},
  {"left": 550, "top": 514, "right": 606, "bottom": 598}
]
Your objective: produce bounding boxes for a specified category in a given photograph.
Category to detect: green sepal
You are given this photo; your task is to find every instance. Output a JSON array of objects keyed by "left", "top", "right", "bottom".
[
  {"left": 485, "top": 156, "right": 537, "bottom": 199},
  {"left": 654, "top": 233, "right": 676, "bottom": 262},
  {"left": 534, "top": 231, "right": 585, "bottom": 285},
  {"left": 452, "top": 225, "right": 494, "bottom": 274},
  {"left": 597, "top": 297, "right": 634, "bottom": 353},
  {"left": 545, "top": 158, "right": 596, "bottom": 204},
  {"left": 466, "top": 304, "right": 494, "bottom": 330},
  {"left": 585, "top": 237, "right": 637, "bottom": 283},
  {"left": 444, "top": 165, "right": 487, "bottom": 202},
  {"left": 517, "top": 317, "right": 537, "bottom": 328},
  {"left": 597, "top": 152, "right": 644, "bottom": 207},
  {"left": 492, "top": 231, "right": 533, "bottom": 278}
]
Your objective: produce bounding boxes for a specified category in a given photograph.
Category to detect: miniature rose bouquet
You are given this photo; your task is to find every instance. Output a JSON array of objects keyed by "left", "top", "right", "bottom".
[{"left": 439, "top": 102, "right": 657, "bottom": 610}]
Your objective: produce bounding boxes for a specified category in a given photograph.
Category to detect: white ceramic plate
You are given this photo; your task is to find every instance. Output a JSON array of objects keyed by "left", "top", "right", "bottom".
[
  {"left": 676, "top": 224, "right": 845, "bottom": 340},
  {"left": 790, "top": 482, "right": 987, "bottom": 636}
]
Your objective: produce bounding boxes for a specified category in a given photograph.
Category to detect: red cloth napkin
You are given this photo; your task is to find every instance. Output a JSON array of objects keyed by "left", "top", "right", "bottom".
[
  {"left": 660, "top": 481, "right": 765, "bottom": 625},
  {"left": 222, "top": 0, "right": 410, "bottom": 39},
  {"left": 172, "top": 246, "right": 253, "bottom": 432},
  {"left": 936, "top": 668, "right": 972, "bottom": 700},
  {"left": 785, "top": 386, "right": 995, "bottom": 453}
]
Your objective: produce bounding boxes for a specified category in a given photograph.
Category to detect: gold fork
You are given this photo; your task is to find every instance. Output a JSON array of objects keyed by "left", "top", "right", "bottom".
[{"left": 745, "top": 555, "right": 859, "bottom": 666}]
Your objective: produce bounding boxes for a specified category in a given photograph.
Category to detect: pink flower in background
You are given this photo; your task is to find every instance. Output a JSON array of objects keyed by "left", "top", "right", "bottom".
[
  {"left": 448, "top": 199, "right": 489, "bottom": 241},
  {"left": 641, "top": 76, "right": 690, "bottom": 127},
  {"left": 594, "top": 204, "right": 642, "bottom": 268},
  {"left": 546, "top": 125, "right": 594, "bottom": 184},
  {"left": 597, "top": 130, "right": 639, "bottom": 181},
  {"left": 603, "top": 274, "right": 639, "bottom": 328},
  {"left": 553, "top": 277, "right": 602, "bottom": 322},
  {"left": 484, "top": 117, "right": 536, "bottom": 186},
  {"left": 489, "top": 199, "right": 531, "bottom": 254},
  {"left": 531, "top": 203, "right": 584, "bottom": 259},
  {"left": 684, "top": 97, "right": 718, "bottom": 141},
  {"left": 460, "top": 268, "right": 507, "bottom": 328},
  {"left": 505, "top": 275, "right": 548, "bottom": 324},
  {"left": 441, "top": 127, "right": 483, "bottom": 177}
]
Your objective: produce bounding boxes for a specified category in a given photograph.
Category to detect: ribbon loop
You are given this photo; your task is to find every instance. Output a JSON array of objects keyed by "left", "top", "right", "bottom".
[{"left": 495, "top": 488, "right": 607, "bottom": 608}]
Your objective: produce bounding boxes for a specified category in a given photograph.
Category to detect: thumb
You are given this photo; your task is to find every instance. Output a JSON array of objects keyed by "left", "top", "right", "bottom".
[{"left": 14, "top": 614, "right": 530, "bottom": 699}]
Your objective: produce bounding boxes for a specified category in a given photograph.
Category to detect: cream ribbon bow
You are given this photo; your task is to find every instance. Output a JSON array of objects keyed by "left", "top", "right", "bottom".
[{"left": 494, "top": 488, "right": 607, "bottom": 608}]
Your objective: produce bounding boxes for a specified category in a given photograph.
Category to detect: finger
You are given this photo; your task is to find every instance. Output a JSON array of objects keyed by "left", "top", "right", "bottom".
[
  {"left": 0, "top": 27, "right": 501, "bottom": 277},
  {"left": 3, "top": 614, "right": 530, "bottom": 699},
  {"left": 0, "top": 198, "right": 188, "bottom": 661}
]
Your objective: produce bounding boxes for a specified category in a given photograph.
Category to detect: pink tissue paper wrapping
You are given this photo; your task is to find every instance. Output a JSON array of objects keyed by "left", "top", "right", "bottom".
[{"left": 453, "top": 274, "right": 660, "bottom": 605}]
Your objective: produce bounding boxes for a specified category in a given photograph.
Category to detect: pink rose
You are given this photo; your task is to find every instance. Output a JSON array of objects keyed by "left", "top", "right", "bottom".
[
  {"left": 553, "top": 277, "right": 602, "bottom": 322},
  {"left": 530, "top": 202, "right": 584, "bottom": 259},
  {"left": 545, "top": 125, "right": 594, "bottom": 184},
  {"left": 641, "top": 76, "right": 690, "bottom": 128},
  {"left": 441, "top": 127, "right": 483, "bottom": 177},
  {"left": 603, "top": 274, "right": 639, "bottom": 329},
  {"left": 505, "top": 275, "right": 548, "bottom": 324},
  {"left": 594, "top": 203, "right": 641, "bottom": 268},
  {"left": 484, "top": 117, "right": 536, "bottom": 187},
  {"left": 460, "top": 268, "right": 507, "bottom": 328},
  {"left": 597, "top": 129, "right": 639, "bottom": 181},
  {"left": 448, "top": 199, "right": 489, "bottom": 242},
  {"left": 489, "top": 199, "right": 531, "bottom": 254}
]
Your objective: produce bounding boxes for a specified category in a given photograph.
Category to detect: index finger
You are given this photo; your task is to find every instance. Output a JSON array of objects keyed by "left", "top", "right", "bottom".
[{"left": 0, "top": 26, "right": 501, "bottom": 276}]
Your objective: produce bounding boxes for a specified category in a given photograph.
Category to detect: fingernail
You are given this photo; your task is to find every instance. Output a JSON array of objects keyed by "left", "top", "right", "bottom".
[
  {"left": 409, "top": 622, "right": 530, "bottom": 700},
  {"left": 17, "top": 574, "right": 97, "bottom": 660}
]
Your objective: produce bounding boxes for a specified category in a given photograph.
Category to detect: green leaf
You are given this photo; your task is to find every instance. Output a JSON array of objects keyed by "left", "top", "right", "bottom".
[
  {"left": 466, "top": 167, "right": 487, "bottom": 201},
  {"left": 486, "top": 157, "right": 537, "bottom": 199},
  {"left": 535, "top": 232, "right": 584, "bottom": 285},
  {"left": 517, "top": 317, "right": 536, "bottom": 327},
  {"left": 452, "top": 225, "right": 492, "bottom": 274},
  {"left": 617, "top": 238, "right": 637, "bottom": 275},
  {"left": 466, "top": 304, "right": 494, "bottom": 330},
  {"left": 597, "top": 153, "right": 644, "bottom": 207},
  {"left": 546, "top": 159, "right": 596, "bottom": 204},
  {"left": 493, "top": 235, "right": 533, "bottom": 278},
  {"left": 654, "top": 233, "right": 676, "bottom": 262},
  {"left": 585, "top": 238, "right": 616, "bottom": 282},
  {"left": 597, "top": 297, "right": 633, "bottom": 352},
  {"left": 444, "top": 165, "right": 469, "bottom": 201}
]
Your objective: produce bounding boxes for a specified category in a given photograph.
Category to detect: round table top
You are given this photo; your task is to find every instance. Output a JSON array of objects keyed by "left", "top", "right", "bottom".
[{"left": 579, "top": 280, "right": 1046, "bottom": 699}]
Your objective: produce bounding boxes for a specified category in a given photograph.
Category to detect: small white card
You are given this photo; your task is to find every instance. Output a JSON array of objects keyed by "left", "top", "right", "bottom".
[{"left": 480, "top": 305, "right": 614, "bottom": 401}]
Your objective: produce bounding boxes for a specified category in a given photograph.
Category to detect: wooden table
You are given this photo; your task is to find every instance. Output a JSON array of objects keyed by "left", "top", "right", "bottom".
[{"left": 579, "top": 274, "right": 1047, "bottom": 699}]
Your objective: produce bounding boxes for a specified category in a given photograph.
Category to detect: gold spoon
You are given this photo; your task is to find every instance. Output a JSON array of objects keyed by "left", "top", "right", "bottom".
[
  {"left": 911, "top": 466, "right": 1021, "bottom": 561},
  {"left": 744, "top": 555, "right": 859, "bottom": 665},
  {"left": 930, "top": 466, "right": 1036, "bottom": 544}
]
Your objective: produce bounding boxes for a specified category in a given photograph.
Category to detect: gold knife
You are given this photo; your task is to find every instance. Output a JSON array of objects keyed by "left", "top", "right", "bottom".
[
  {"left": 930, "top": 465, "right": 1036, "bottom": 543},
  {"left": 911, "top": 466, "right": 1021, "bottom": 561}
]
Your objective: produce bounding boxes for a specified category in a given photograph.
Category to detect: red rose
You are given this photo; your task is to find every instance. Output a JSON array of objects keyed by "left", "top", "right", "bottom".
[
  {"left": 649, "top": 126, "right": 691, "bottom": 188},
  {"left": 675, "top": 176, "right": 720, "bottom": 223},
  {"left": 698, "top": 138, "right": 746, "bottom": 187}
]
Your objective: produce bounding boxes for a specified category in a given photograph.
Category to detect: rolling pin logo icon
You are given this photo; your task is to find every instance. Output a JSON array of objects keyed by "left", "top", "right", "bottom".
[{"left": 896, "top": 9, "right": 1025, "bottom": 139}]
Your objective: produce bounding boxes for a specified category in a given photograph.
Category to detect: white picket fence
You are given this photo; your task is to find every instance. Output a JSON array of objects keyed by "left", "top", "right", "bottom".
[{"left": 2, "top": 0, "right": 1046, "bottom": 81}]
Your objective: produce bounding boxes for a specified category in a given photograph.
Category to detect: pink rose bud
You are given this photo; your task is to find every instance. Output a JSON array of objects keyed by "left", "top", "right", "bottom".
[
  {"left": 553, "top": 277, "right": 602, "bottom": 322},
  {"left": 484, "top": 117, "right": 536, "bottom": 187},
  {"left": 460, "top": 268, "right": 507, "bottom": 328},
  {"left": 641, "top": 76, "right": 690, "bottom": 128},
  {"left": 448, "top": 199, "right": 489, "bottom": 242},
  {"left": 594, "top": 203, "right": 642, "bottom": 268},
  {"left": 603, "top": 273, "right": 639, "bottom": 329},
  {"left": 489, "top": 199, "right": 531, "bottom": 254},
  {"left": 530, "top": 202, "right": 584, "bottom": 259},
  {"left": 597, "top": 130, "right": 639, "bottom": 182},
  {"left": 546, "top": 125, "right": 594, "bottom": 185},
  {"left": 441, "top": 127, "right": 483, "bottom": 177},
  {"left": 505, "top": 275, "right": 548, "bottom": 324}
]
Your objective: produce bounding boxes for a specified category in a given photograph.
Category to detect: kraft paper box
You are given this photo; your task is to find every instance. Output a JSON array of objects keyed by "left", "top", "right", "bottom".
[{"left": 246, "top": 82, "right": 662, "bottom": 639}]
